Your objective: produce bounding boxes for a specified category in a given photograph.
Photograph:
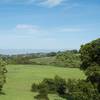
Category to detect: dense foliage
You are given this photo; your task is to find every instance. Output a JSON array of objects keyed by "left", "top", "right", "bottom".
[
  {"left": 80, "top": 38, "right": 100, "bottom": 92},
  {"left": 80, "top": 38, "right": 100, "bottom": 70},
  {"left": 32, "top": 76, "right": 100, "bottom": 100},
  {"left": 0, "top": 59, "right": 7, "bottom": 92},
  {"left": 56, "top": 51, "right": 80, "bottom": 67},
  {"left": 31, "top": 76, "right": 67, "bottom": 100},
  {"left": 65, "top": 79, "right": 100, "bottom": 100}
]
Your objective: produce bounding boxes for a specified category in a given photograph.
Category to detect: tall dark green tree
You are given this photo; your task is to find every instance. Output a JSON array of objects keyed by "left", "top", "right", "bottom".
[
  {"left": 79, "top": 38, "right": 100, "bottom": 92},
  {"left": 80, "top": 38, "right": 100, "bottom": 69},
  {"left": 0, "top": 59, "right": 7, "bottom": 92}
]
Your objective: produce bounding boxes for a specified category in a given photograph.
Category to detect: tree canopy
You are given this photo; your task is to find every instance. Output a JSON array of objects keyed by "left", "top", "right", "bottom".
[
  {"left": 80, "top": 38, "right": 100, "bottom": 70},
  {"left": 0, "top": 59, "right": 7, "bottom": 92},
  {"left": 80, "top": 38, "right": 100, "bottom": 92}
]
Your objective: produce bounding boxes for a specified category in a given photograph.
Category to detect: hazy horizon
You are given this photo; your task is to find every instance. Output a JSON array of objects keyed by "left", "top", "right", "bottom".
[{"left": 0, "top": 48, "right": 79, "bottom": 55}]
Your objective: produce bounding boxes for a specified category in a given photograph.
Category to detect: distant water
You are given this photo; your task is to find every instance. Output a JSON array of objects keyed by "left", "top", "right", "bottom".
[{"left": 0, "top": 49, "right": 59, "bottom": 55}]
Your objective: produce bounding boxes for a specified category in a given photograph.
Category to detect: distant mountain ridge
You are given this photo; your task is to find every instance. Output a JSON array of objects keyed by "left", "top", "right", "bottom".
[{"left": 0, "top": 49, "right": 59, "bottom": 55}]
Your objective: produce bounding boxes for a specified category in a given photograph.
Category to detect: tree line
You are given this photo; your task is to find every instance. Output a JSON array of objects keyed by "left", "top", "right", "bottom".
[{"left": 0, "top": 50, "right": 80, "bottom": 68}]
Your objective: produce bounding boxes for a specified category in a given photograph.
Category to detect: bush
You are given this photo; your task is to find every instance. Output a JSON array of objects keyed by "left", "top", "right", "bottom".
[
  {"left": 32, "top": 77, "right": 100, "bottom": 100},
  {"left": 31, "top": 83, "right": 39, "bottom": 92},
  {"left": 54, "top": 76, "right": 67, "bottom": 97},
  {"left": 42, "top": 78, "right": 56, "bottom": 93},
  {"left": 65, "top": 79, "right": 100, "bottom": 100},
  {"left": 34, "top": 83, "right": 49, "bottom": 100},
  {"left": 32, "top": 76, "right": 67, "bottom": 99}
]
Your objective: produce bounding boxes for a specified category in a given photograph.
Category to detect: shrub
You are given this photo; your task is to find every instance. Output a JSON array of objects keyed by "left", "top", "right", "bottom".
[
  {"left": 65, "top": 80, "right": 100, "bottom": 100},
  {"left": 32, "top": 76, "right": 66, "bottom": 99}
]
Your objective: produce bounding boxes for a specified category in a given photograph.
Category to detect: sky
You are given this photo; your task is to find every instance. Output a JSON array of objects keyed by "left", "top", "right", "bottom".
[{"left": 0, "top": 0, "right": 100, "bottom": 50}]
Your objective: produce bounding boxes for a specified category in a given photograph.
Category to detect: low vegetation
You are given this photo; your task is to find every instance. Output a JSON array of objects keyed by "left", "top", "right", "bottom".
[{"left": 32, "top": 76, "right": 100, "bottom": 100}]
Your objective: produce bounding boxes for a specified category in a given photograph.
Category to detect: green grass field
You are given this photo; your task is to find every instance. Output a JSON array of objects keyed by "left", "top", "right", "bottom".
[{"left": 0, "top": 65, "right": 85, "bottom": 100}]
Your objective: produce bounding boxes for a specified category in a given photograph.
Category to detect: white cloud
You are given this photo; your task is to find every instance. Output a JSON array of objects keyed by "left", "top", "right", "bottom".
[
  {"left": 0, "top": 0, "right": 64, "bottom": 6},
  {"left": 0, "top": 0, "right": 67, "bottom": 8},
  {"left": 14, "top": 24, "right": 83, "bottom": 38},
  {"left": 14, "top": 24, "right": 50, "bottom": 38},
  {"left": 36, "top": 0, "right": 64, "bottom": 7},
  {"left": 16, "top": 24, "right": 40, "bottom": 33}
]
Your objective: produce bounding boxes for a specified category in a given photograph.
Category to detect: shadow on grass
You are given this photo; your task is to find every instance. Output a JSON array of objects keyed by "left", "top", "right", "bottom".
[{"left": 0, "top": 91, "right": 6, "bottom": 95}]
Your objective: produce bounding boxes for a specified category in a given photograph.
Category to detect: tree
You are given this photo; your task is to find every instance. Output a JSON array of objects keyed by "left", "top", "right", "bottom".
[
  {"left": 54, "top": 76, "right": 67, "bottom": 97},
  {"left": 80, "top": 38, "right": 100, "bottom": 70},
  {"left": 0, "top": 59, "right": 7, "bottom": 92},
  {"left": 34, "top": 83, "right": 49, "bottom": 100},
  {"left": 56, "top": 51, "right": 81, "bottom": 68},
  {"left": 32, "top": 76, "right": 67, "bottom": 100},
  {"left": 46, "top": 52, "right": 57, "bottom": 57},
  {"left": 79, "top": 38, "right": 100, "bottom": 92}
]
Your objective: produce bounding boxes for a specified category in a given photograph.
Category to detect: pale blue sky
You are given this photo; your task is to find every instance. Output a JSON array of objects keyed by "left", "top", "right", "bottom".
[{"left": 0, "top": 0, "right": 100, "bottom": 50}]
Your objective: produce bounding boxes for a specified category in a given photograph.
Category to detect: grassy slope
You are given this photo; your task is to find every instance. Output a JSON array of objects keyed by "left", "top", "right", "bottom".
[
  {"left": 30, "top": 57, "right": 56, "bottom": 65},
  {"left": 30, "top": 55, "right": 81, "bottom": 68},
  {"left": 0, "top": 65, "right": 85, "bottom": 100}
]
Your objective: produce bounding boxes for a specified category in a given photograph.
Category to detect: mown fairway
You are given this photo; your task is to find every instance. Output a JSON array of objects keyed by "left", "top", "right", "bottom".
[{"left": 0, "top": 65, "right": 85, "bottom": 100}]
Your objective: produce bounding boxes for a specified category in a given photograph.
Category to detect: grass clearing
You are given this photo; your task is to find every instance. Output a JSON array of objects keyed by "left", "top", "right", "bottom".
[
  {"left": 30, "top": 57, "right": 56, "bottom": 65},
  {"left": 0, "top": 65, "right": 85, "bottom": 100}
]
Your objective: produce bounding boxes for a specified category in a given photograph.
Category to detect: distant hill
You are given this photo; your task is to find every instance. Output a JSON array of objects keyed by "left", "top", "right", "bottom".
[{"left": 0, "top": 49, "right": 58, "bottom": 55}]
